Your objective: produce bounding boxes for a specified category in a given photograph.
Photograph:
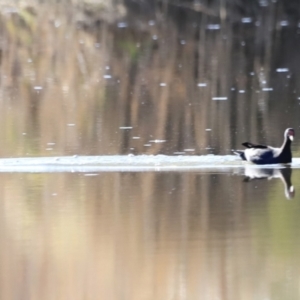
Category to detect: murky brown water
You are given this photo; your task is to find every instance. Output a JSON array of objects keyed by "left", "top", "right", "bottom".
[
  {"left": 0, "top": 1, "right": 300, "bottom": 299},
  {"left": 0, "top": 168, "right": 300, "bottom": 300}
]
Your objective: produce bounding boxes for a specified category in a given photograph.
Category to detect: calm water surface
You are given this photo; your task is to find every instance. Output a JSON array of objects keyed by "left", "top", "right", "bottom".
[{"left": 0, "top": 165, "right": 300, "bottom": 299}]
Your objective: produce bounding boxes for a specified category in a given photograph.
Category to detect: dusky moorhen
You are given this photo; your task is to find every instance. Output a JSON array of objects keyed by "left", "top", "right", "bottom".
[{"left": 234, "top": 128, "right": 295, "bottom": 164}]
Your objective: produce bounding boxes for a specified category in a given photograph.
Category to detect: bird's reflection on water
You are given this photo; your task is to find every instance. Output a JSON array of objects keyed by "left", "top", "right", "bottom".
[{"left": 243, "top": 166, "right": 295, "bottom": 199}]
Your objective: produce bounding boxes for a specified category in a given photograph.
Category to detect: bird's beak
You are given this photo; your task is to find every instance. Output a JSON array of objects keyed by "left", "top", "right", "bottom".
[{"left": 290, "top": 135, "right": 294, "bottom": 141}]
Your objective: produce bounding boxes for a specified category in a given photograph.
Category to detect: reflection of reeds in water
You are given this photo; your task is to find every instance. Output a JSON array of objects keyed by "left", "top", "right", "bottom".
[
  {"left": 0, "top": 2, "right": 299, "bottom": 157},
  {"left": 1, "top": 171, "right": 300, "bottom": 299}
]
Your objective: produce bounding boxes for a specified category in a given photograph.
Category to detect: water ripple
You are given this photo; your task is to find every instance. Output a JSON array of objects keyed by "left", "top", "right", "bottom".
[{"left": 0, "top": 155, "right": 298, "bottom": 173}]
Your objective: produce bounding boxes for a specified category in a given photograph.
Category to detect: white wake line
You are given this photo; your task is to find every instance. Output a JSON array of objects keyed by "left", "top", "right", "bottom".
[
  {"left": 0, "top": 155, "right": 296, "bottom": 173},
  {"left": 0, "top": 165, "right": 245, "bottom": 173}
]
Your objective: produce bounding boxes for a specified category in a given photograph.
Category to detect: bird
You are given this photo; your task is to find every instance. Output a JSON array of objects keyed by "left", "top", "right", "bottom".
[{"left": 234, "top": 128, "right": 295, "bottom": 164}]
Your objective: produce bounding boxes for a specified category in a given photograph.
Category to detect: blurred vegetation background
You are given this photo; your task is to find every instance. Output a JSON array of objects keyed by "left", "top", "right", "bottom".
[{"left": 0, "top": 0, "right": 299, "bottom": 157}]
